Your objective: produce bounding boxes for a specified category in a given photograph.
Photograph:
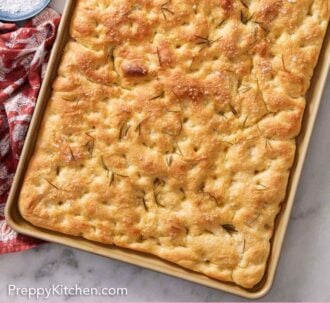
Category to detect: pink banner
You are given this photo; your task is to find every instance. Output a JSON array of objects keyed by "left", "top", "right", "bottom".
[{"left": 0, "top": 303, "right": 329, "bottom": 329}]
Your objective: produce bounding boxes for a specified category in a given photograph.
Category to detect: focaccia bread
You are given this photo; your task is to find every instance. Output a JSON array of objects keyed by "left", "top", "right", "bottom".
[{"left": 19, "top": 0, "right": 329, "bottom": 288}]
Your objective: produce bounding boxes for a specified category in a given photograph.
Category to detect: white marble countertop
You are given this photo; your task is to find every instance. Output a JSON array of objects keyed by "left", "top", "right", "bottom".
[{"left": 1, "top": 0, "right": 329, "bottom": 302}]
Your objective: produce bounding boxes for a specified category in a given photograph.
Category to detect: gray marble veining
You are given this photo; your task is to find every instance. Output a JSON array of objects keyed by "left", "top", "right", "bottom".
[{"left": 0, "top": 0, "right": 329, "bottom": 302}]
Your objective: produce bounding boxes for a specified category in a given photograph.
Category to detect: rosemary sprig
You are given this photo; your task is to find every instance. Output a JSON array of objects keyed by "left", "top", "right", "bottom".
[
  {"left": 239, "top": 85, "right": 252, "bottom": 94},
  {"left": 256, "top": 183, "right": 268, "bottom": 191},
  {"left": 195, "top": 35, "right": 210, "bottom": 44},
  {"left": 162, "top": 119, "right": 183, "bottom": 137},
  {"left": 180, "top": 188, "right": 186, "bottom": 200},
  {"left": 156, "top": 47, "right": 162, "bottom": 67},
  {"left": 109, "top": 171, "right": 114, "bottom": 186},
  {"left": 68, "top": 146, "right": 75, "bottom": 161},
  {"left": 240, "top": 11, "right": 248, "bottom": 24},
  {"left": 282, "top": 55, "right": 290, "bottom": 72},
  {"left": 85, "top": 132, "right": 95, "bottom": 140},
  {"left": 242, "top": 115, "right": 249, "bottom": 128},
  {"left": 217, "top": 111, "right": 228, "bottom": 119},
  {"left": 109, "top": 47, "right": 119, "bottom": 76},
  {"left": 142, "top": 196, "right": 149, "bottom": 211},
  {"left": 195, "top": 35, "right": 221, "bottom": 52},
  {"left": 217, "top": 17, "right": 228, "bottom": 28},
  {"left": 85, "top": 76, "right": 96, "bottom": 84},
  {"left": 247, "top": 214, "right": 260, "bottom": 227},
  {"left": 154, "top": 191, "right": 165, "bottom": 208},
  {"left": 122, "top": 9, "right": 132, "bottom": 17},
  {"left": 100, "top": 156, "right": 109, "bottom": 177},
  {"left": 265, "top": 139, "right": 274, "bottom": 150},
  {"left": 149, "top": 91, "right": 165, "bottom": 100},
  {"left": 122, "top": 4, "right": 140, "bottom": 18},
  {"left": 108, "top": 171, "right": 128, "bottom": 186},
  {"left": 116, "top": 173, "right": 129, "bottom": 178},
  {"left": 166, "top": 154, "right": 173, "bottom": 167},
  {"left": 252, "top": 18, "right": 268, "bottom": 33},
  {"left": 229, "top": 104, "right": 238, "bottom": 116},
  {"left": 119, "top": 121, "right": 131, "bottom": 140},
  {"left": 168, "top": 107, "right": 182, "bottom": 113},
  {"left": 241, "top": 137, "right": 258, "bottom": 144},
  {"left": 153, "top": 178, "right": 166, "bottom": 207},
  {"left": 85, "top": 140, "right": 94, "bottom": 157},
  {"left": 85, "top": 132, "right": 95, "bottom": 156},
  {"left": 121, "top": 86, "right": 132, "bottom": 92},
  {"left": 75, "top": 98, "right": 81, "bottom": 108},
  {"left": 161, "top": 1, "right": 174, "bottom": 20},
  {"left": 174, "top": 141, "right": 183, "bottom": 156},
  {"left": 222, "top": 224, "right": 238, "bottom": 235},
  {"left": 108, "top": 47, "right": 115, "bottom": 62},
  {"left": 239, "top": 0, "right": 249, "bottom": 9},
  {"left": 56, "top": 166, "right": 61, "bottom": 175},
  {"left": 241, "top": 11, "right": 254, "bottom": 24},
  {"left": 219, "top": 139, "right": 234, "bottom": 146},
  {"left": 154, "top": 178, "right": 165, "bottom": 187},
  {"left": 62, "top": 94, "right": 79, "bottom": 107},
  {"left": 204, "top": 192, "right": 221, "bottom": 207},
  {"left": 135, "top": 123, "right": 142, "bottom": 136},
  {"left": 256, "top": 124, "right": 262, "bottom": 135},
  {"left": 45, "top": 179, "right": 59, "bottom": 190},
  {"left": 137, "top": 191, "right": 149, "bottom": 211},
  {"left": 256, "top": 77, "right": 269, "bottom": 112},
  {"left": 61, "top": 95, "right": 77, "bottom": 102},
  {"left": 135, "top": 116, "right": 150, "bottom": 136}
]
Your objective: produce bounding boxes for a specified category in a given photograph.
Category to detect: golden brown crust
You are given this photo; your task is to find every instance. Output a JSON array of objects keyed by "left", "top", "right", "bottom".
[{"left": 19, "top": 0, "right": 329, "bottom": 288}]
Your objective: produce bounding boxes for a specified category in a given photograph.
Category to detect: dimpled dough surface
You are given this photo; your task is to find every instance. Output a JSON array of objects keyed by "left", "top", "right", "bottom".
[{"left": 19, "top": 0, "right": 329, "bottom": 288}]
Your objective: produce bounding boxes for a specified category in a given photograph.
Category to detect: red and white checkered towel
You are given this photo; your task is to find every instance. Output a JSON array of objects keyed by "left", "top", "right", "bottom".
[{"left": 0, "top": 8, "right": 60, "bottom": 254}]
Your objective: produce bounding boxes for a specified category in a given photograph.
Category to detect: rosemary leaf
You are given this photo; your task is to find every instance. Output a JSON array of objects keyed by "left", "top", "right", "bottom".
[
  {"left": 45, "top": 179, "right": 59, "bottom": 190},
  {"left": 222, "top": 224, "right": 238, "bottom": 235}
]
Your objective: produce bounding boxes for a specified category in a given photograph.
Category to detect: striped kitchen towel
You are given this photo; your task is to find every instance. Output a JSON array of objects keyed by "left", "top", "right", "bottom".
[{"left": 0, "top": 8, "right": 60, "bottom": 254}]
